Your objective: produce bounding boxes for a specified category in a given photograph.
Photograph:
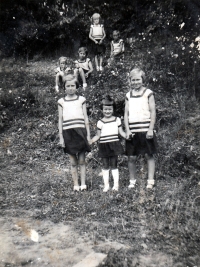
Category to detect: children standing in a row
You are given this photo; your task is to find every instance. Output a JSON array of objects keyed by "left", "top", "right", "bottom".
[{"left": 58, "top": 69, "right": 157, "bottom": 191}]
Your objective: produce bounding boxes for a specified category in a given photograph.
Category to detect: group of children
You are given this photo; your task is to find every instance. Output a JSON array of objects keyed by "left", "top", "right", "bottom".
[
  {"left": 55, "top": 13, "right": 125, "bottom": 92},
  {"left": 58, "top": 68, "right": 157, "bottom": 192},
  {"left": 56, "top": 12, "right": 157, "bottom": 192}
]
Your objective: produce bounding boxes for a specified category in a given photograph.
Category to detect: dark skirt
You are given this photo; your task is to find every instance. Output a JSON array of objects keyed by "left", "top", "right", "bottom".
[
  {"left": 63, "top": 128, "right": 91, "bottom": 155},
  {"left": 98, "top": 141, "right": 124, "bottom": 158},
  {"left": 125, "top": 132, "right": 157, "bottom": 156},
  {"left": 92, "top": 41, "right": 106, "bottom": 56}
]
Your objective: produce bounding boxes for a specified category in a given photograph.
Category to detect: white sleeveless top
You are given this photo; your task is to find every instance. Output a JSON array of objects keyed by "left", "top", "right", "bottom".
[
  {"left": 58, "top": 96, "right": 86, "bottom": 130},
  {"left": 111, "top": 39, "right": 124, "bottom": 53},
  {"left": 91, "top": 24, "right": 104, "bottom": 39},
  {"left": 74, "top": 58, "right": 91, "bottom": 71},
  {"left": 126, "top": 89, "right": 153, "bottom": 133}
]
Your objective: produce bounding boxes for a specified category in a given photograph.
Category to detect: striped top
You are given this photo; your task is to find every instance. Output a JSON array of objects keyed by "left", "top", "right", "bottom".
[
  {"left": 91, "top": 24, "right": 104, "bottom": 39},
  {"left": 58, "top": 96, "right": 86, "bottom": 130},
  {"left": 74, "top": 58, "right": 91, "bottom": 71},
  {"left": 97, "top": 117, "right": 121, "bottom": 143},
  {"left": 126, "top": 88, "right": 153, "bottom": 133}
]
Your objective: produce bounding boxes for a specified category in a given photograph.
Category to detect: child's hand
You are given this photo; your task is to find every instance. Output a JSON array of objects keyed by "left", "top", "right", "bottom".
[
  {"left": 85, "top": 72, "right": 89, "bottom": 78},
  {"left": 99, "top": 39, "right": 102, "bottom": 44},
  {"left": 146, "top": 130, "right": 153, "bottom": 139},
  {"left": 95, "top": 40, "right": 98, "bottom": 44},
  {"left": 126, "top": 130, "right": 134, "bottom": 140},
  {"left": 88, "top": 140, "right": 93, "bottom": 145},
  {"left": 55, "top": 85, "right": 59, "bottom": 92}
]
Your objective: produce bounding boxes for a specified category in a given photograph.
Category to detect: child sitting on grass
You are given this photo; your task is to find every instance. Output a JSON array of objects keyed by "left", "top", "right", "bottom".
[
  {"left": 90, "top": 95, "right": 126, "bottom": 192},
  {"left": 74, "top": 47, "right": 93, "bottom": 89},
  {"left": 124, "top": 68, "right": 157, "bottom": 189},
  {"left": 108, "top": 30, "right": 124, "bottom": 66},
  {"left": 55, "top": 57, "right": 87, "bottom": 92},
  {"left": 58, "top": 74, "right": 91, "bottom": 191}
]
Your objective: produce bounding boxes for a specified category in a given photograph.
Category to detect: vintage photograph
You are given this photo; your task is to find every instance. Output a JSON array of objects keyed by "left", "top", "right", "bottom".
[{"left": 0, "top": 0, "right": 200, "bottom": 266}]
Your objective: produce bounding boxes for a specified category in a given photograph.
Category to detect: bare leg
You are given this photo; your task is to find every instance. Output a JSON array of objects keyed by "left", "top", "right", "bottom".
[
  {"left": 78, "top": 151, "right": 86, "bottom": 189},
  {"left": 128, "top": 156, "right": 137, "bottom": 188},
  {"left": 78, "top": 68, "right": 86, "bottom": 84},
  {"left": 95, "top": 55, "right": 99, "bottom": 70},
  {"left": 99, "top": 55, "right": 103, "bottom": 68},
  {"left": 145, "top": 154, "right": 155, "bottom": 188},
  {"left": 69, "top": 154, "right": 79, "bottom": 189}
]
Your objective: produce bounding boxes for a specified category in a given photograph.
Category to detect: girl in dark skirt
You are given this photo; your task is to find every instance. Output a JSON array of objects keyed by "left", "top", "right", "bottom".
[
  {"left": 89, "top": 13, "right": 106, "bottom": 71},
  {"left": 90, "top": 95, "right": 126, "bottom": 192},
  {"left": 58, "top": 74, "right": 91, "bottom": 191},
  {"left": 124, "top": 68, "right": 157, "bottom": 189}
]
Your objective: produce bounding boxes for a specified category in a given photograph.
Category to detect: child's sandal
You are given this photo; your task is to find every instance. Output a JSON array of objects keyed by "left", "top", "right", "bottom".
[
  {"left": 128, "top": 179, "right": 136, "bottom": 188},
  {"left": 103, "top": 186, "right": 110, "bottom": 192},
  {"left": 99, "top": 66, "right": 103, "bottom": 71},
  {"left": 96, "top": 66, "right": 100, "bottom": 71},
  {"left": 80, "top": 185, "right": 87, "bottom": 191},
  {"left": 146, "top": 180, "right": 155, "bottom": 189},
  {"left": 73, "top": 186, "right": 80, "bottom": 192}
]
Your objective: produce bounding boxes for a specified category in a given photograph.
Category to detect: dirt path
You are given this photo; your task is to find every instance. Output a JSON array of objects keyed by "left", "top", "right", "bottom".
[{"left": 0, "top": 215, "right": 128, "bottom": 267}]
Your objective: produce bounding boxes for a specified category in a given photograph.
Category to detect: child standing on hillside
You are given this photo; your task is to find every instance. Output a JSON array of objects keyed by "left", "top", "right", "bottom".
[
  {"left": 124, "top": 68, "right": 157, "bottom": 189},
  {"left": 108, "top": 30, "right": 124, "bottom": 66},
  {"left": 90, "top": 95, "right": 126, "bottom": 192},
  {"left": 74, "top": 47, "right": 93, "bottom": 89},
  {"left": 58, "top": 74, "right": 91, "bottom": 191},
  {"left": 89, "top": 13, "right": 106, "bottom": 71},
  {"left": 55, "top": 57, "right": 87, "bottom": 92}
]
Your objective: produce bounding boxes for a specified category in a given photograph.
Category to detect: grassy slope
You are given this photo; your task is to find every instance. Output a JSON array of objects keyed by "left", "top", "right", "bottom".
[{"left": 0, "top": 55, "right": 200, "bottom": 266}]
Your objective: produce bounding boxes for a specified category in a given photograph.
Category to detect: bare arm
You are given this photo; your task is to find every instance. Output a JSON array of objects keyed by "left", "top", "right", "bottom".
[
  {"left": 82, "top": 102, "right": 91, "bottom": 142},
  {"left": 124, "top": 99, "right": 132, "bottom": 138},
  {"left": 58, "top": 105, "right": 64, "bottom": 147},
  {"left": 91, "top": 129, "right": 101, "bottom": 144},
  {"left": 99, "top": 27, "right": 106, "bottom": 43},
  {"left": 89, "top": 27, "right": 98, "bottom": 43},
  {"left": 146, "top": 94, "right": 156, "bottom": 138},
  {"left": 110, "top": 42, "right": 114, "bottom": 57},
  {"left": 87, "top": 60, "right": 93, "bottom": 75},
  {"left": 118, "top": 126, "right": 126, "bottom": 139}
]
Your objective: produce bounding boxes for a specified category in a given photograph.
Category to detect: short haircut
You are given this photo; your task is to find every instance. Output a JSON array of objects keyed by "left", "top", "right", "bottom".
[
  {"left": 100, "top": 94, "right": 116, "bottom": 111},
  {"left": 63, "top": 74, "right": 79, "bottom": 89},
  {"left": 113, "top": 30, "right": 120, "bottom": 37},
  {"left": 129, "top": 68, "right": 146, "bottom": 83},
  {"left": 91, "top": 13, "right": 101, "bottom": 23},
  {"left": 59, "top": 56, "right": 67, "bottom": 64},
  {"left": 78, "top": 47, "right": 88, "bottom": 56}
]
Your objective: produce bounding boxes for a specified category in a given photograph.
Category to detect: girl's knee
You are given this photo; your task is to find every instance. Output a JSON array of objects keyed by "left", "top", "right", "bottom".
[{"left": 145, "top": 154, "right": 154, "bottom": 160}]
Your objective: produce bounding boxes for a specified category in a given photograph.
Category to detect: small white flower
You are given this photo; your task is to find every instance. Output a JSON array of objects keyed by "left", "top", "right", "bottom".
[{"left": 182, "top": 62, "right": 185, "bottom": 65}]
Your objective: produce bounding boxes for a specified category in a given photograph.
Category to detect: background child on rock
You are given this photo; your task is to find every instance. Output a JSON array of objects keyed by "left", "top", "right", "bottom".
[
  {"left": 58, "top": 74, "right": 91, "bottom": 191},
  {"left": 55, "top": 57, "right": 79, "bottom": 93},
  {"left": 124, "top": 68, "right": 157, "bottom": 189},
  {"left": 89, "top": 13, "right": 106, "bottom": 71},
  {"left": 74, "top": 47, "right": 93, "bottom": 89},
  {"left": 108, "top": 30, "right": 124, "bottom": 66},
  {"left": 90, "top": 95, "right": 126, "bottom": 192}
]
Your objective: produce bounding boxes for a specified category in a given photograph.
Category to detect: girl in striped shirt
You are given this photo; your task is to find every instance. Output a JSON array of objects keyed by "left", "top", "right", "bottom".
[
  {"left": 90, "top": 95, "right": 126, "bottom": 192},
  {"left": 124, "top": 68, "right": 157, "bottom": 189},
  {"left": 58, "top": 74, "right": 91, "bottom": 191}
]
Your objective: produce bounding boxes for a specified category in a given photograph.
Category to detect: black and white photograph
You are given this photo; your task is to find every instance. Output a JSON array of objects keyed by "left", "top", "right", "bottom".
[{"left": 0, "top": 0, "right": 200, "bottom": 266}]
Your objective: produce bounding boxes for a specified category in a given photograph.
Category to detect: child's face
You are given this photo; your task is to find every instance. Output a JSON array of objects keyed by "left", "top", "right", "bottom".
[
  {"left": 129, "top": 73, "right": 143, "bottom": 90},
  {"left": 79, "top": 52, "right": 86, "bottom": 60},
  {"left": 64, "top": 80, "right": 77, "bottom": 95},
  {"left": 60, "top": 61, "right": 66, "bottom": 70},
  {"left": 113, "top": 33, "right": 119, "bottom": 41},
  {"left": 103, "top": 106, "right": 113, "bottom": 118},
  {"left": 93, "top": 18, "right": 99, "bottom": 25}
]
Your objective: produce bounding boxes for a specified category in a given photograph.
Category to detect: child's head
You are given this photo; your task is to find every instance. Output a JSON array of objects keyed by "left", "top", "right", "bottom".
[
  {"left": 59, "top": 56, "right": 67, "bottom": 69},
  {"left": 78, "top": 47, "right": 88, "bottom": 59},
  {"left": 63, "top": 74, "right": 79, "bottom": 94},
  {"left": 101, "top": 95, "right": 116, "bottom": 117},
  {"left": 113, "top": 30, "right": 120, "bottom": 41},
  {"left": 91, "top": 13, "right": 101, "bottom": 24},
  {"left": 128, "top": 68, "right": 146, "bottom": 89}
]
